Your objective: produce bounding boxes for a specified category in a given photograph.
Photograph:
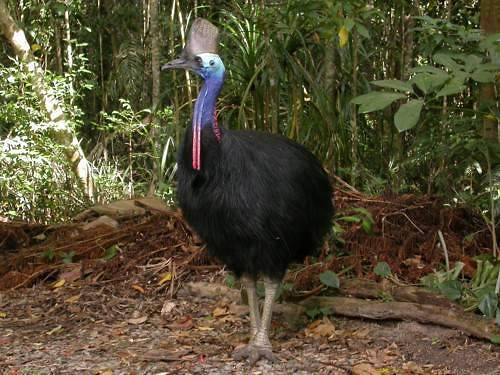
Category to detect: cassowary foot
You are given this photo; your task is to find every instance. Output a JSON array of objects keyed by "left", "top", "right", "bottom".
[{"left": 232, "top": 343, "right": 275, "bottom": 364}]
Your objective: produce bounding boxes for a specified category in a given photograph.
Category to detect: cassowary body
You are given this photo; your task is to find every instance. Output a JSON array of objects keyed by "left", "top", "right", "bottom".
[
  {"left": 178, "top": 126, "right": 332, "bottom": 281},
  {"left": 164, "top": 19, "right": 333, "bottom": 363}
]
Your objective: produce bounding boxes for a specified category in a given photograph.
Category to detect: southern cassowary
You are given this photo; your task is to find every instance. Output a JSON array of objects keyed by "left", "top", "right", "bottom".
[{"left": 163, "top": 18, "right": 333, "bottom": 363}]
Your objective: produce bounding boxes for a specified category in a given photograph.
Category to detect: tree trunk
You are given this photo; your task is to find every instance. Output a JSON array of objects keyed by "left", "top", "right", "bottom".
[
  {"left": 64, "top": 0, "right": 74, "bottom": 101},
  {"left": 480, "top": 0, "right": 499, "bottom": 142},
  {"left": 151, "top": 0, "right": 160, "bottom": 112},
  {"left": 148, "top": 0, "right": 161, "bottom": 195},
  {"left": 53, "top": 19, "right": 63, "bottom": 74},
  {"left": 0, "top": 0, "right": 94, "bottom": 199},
  {"left": 351, "top": 28, "right": 359, "bottom": 187}
]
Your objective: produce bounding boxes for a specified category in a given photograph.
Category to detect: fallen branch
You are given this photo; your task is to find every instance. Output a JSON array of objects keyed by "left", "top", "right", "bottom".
[
  {"left": 299, "top": 296, "right": 498, "bottom": 341},
  {"left": 339, "top": 279, "right": 459, "bottom": 309},
  {"left": 186, "top": 281, "right": 499, "bottom": 341},
  {"left": 291, "top": 279, "right": 460, "bottom": 309}
]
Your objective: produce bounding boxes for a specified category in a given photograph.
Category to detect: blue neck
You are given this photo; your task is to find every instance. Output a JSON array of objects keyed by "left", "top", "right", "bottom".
[{"left": 193, "top": 74, "right": 224, "bottom": 129}]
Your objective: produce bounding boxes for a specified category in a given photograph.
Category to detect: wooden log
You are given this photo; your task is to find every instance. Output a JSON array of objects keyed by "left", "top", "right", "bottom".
[
  {"left": 339, "top": 279, "right": 459, "bottom": 309},
  {"left": 300, "top": 296, "right": 499, "bottom": 341}
]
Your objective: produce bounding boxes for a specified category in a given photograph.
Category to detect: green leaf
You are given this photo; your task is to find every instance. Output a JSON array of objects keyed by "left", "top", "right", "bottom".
[
  {"left": 319, "top": 271, "right": 340, "bottom": 289},
  {"left": 491, "top": 335, "right": 500, "bottom": 345},
  {"left": 463, "top": 55, "right": 482, "bottom": 72},
  {"left": 61, "top": 251, "right": 75, "bottom": 264},
  {"left": 471, "top": 69, "right": 496, "bottom": 83},
  {"left": 356, "top": 23, "right": 370, "bottom": 38},
  {"left": 371, "top": 80, "right": 413, "bottom": 93},
  {"left": 103, "top": 245, "right": 118, "bottom": 261},
  {"left": 374, "top": 262, "right": 391, "bottom": 277},
  {"left": 306, "top": 307, "right": 321, "bottom": 319},
  {"left": 410, "top": 66, "right": 448, "bottom": 75},
  {"left": 351, "top": 92, "right": 406, "bottom": 114},
  {"left": 411, "top": 74, "right": 433, "bottom": 94},
  {"left": 344, "top": 18, "right": 355, "bottom": 31},
  {"left": 225, "top": 273, "right": 235, "bottom": 288},
  {"left": 478, "top": 292, "right": 498, "bottom": 318},
  {"left": 394, "top": 99, "right": 424, "bottom": 132},
  {"left": 438, "top": 280, "right": 462, "bottom": 301},
  {"left": 433, "top": 53, "right": 464, "bottom": 71},
  {"left": 435, "top": 82, "right": 467, "bottom": 97},
  {"left": 479, "top": 32, "right": 500, "bottom": 50},
  {"left": 362, "top": 219, "right": 374, "bottom": 234},
  {"left": 339, "top": 215, "right": 361, "bottom": 223}
]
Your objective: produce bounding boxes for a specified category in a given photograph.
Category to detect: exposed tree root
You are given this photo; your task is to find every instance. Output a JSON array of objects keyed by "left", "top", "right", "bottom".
[
  {"left": 339, "top": 279, "right": 459, "bottom": 309},
  {"left": 300, "top": 296, "right": 499, "bottom": 341},
  {"left": 186, "top": 281, "right": 499, "bottom": 342}
]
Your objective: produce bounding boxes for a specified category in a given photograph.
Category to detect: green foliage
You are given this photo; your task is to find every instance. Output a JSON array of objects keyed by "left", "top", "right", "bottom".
[
  {"left": 374, "top": 262, "right": 392, "bottom": 278},
  {"left": 61, "top": 251, "right": 75, "bottom": 264},
  {"left": 394, "top": 100, "right": 424, "bottom": 132},
  {"left": 319, "top": 270, "right": 340, "bottom": 289},
  {"left": 225, "top": 273, "right": 236, "bottom": 289},
  {"left": 306, "top": 306, "right": 331, "bottom": 320},
  {"left": 422, "top": 259, "right": 500, "bottom": 325},
  {"left": 41, "top": 248, "right": 55, "bottom": 262},
  {"left": 0, "top": 64, "right": 87, "bottom": 222},
  {"left": 103, "top": 245, "right": 119, "bottom": 261},
  {"left": 337, "top": 207, "right": 375, "bottom": 235},
  {"left": 351, "top": 92, "right": 406, "bottom": 114}
]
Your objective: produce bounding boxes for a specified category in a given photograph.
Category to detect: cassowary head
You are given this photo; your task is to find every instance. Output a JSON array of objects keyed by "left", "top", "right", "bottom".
[{"left": 162, "top": 19, "right": 224, "bottom": 80}]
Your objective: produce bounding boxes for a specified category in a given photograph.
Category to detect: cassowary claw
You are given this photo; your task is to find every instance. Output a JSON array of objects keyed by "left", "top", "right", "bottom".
[{"left": 232, "top": 343, "right": 275, "bottom": 364}]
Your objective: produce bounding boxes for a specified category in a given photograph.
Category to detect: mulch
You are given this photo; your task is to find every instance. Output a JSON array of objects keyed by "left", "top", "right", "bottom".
[{"left": 0, "top": 186, "right": 494, "bottom": 292}]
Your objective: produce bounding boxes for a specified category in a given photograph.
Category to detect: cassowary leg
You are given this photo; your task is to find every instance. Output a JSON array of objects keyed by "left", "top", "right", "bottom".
[
  {"left": 253, "top": 277, "right": 278, "bottom": 350},
  {"left": 233, "top": 277, "right": 279, "bottom": 364},
  {"left": 241, "top": 276, "right": 261, "bottom": 338}
]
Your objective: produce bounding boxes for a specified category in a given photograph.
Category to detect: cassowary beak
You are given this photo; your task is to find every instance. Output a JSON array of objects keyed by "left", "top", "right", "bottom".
[{"left": 161, "top": 57, "right": 196, "bottom": 71}]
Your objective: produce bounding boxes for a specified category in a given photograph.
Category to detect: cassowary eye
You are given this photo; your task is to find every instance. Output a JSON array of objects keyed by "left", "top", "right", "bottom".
[{"left": 209, "top": 60, "right": 215, "bottom": 66}]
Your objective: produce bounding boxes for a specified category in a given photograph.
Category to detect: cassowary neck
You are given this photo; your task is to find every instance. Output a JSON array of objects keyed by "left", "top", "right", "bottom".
[
  {"left": 193, "top": 75, "right": 224, "bottom": 130},
  {"left": 190, "top": 73, "right": 224, "bottom": 170}
]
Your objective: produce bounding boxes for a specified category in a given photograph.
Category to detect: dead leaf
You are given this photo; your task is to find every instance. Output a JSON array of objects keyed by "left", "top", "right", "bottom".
[
  {"left": 168, "top": 316, "right": 193, "bottom": 330},
  {"left": 198, "top": 325, "right": 214, "bottom": 331},
  {"left": 47, "top": 325, "right": 63, "bottom": 335},
  {"left": 59, "top": 263, "right": 82, "bottom": 282},
  {"left": 52, "top": 279, "right": 65, "bottom": 289},
  {"left": 305, "top": 316, "right": 336, "bottom": 338},
  {"left": 65, "top": 295, "right": 80, "bottom": 303},
  {"left": 228, "top": 303, "right": 249, "bottom": 317},
  {"left": 403, "top": 361, "right": 424, "bottom": 374},
  {"left": 161, "top": 301, "right": 176, "bottom": 316},
  {"left": 338, "top": 26, "right": 349, "bottom": 48},
  {"left": 158, "top": 273, "right": 172, "bottom": 286},
  {"left": 352, "top": 363, "right": 379, "bottom": 375},
  {"left": 99, "top": 370, "right": 112, "bottom": 375},
  {"left": 353, "top": 327, "right": 371, "bottom": 338},
  {"left": 127, "top": 316, "right": 148, "bottom": 325},
  {"left": 132, "top": 284, "right": 145, "bottom": 294},
  {"left": 212, "top": 306, "right": 228, "bottom": 317},
  {"left": 403, "top": 255, "right": 423, "bottom": 268},
  {"left": 0, "top": 312, "right": 6, "bottom": 318}
]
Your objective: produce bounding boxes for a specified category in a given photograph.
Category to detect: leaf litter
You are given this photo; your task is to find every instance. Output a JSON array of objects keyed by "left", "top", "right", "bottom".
[{"left": 0, "top": 193, "right": 498, "bottom": 374}]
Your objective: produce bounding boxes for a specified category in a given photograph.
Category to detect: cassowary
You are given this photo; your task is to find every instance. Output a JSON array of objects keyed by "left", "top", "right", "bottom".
[{"left": 163, "top": 18, "right": 333, "bottom": 363}]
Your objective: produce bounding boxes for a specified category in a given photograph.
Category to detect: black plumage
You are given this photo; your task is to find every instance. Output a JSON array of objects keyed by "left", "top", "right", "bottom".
[{"left": 177, "top": 125, "right": 333, "bottom": 281}]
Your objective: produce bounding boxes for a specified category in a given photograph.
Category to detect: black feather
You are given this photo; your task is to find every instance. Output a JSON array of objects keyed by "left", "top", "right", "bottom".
[{"left": 177, "top": 126, "right": 333, "bottom": 281}]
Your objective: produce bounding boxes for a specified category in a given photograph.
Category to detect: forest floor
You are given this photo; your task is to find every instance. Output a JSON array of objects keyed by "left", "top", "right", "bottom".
[{"left": 0, "top": 189, "right": 498, "bottom": 374}]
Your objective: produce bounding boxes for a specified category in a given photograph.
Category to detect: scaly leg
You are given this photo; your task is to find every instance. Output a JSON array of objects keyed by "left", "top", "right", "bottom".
[
  {"left": 242, "top": 276, "right": 261, "bottom": 338},
  {"left": 233, "top": 277, "right": 279, "bottom": 364}
]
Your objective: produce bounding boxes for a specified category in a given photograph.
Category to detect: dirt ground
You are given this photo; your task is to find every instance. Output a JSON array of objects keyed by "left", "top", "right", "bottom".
[
  {"left": 1, "top": 270, "right": 499, "bottom": 375},
  {"left": 0, "top": 193, "right": 498, "bottom": 374}
]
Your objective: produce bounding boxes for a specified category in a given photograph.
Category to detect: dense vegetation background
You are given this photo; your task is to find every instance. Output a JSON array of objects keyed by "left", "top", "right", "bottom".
[{"left": 0, "top": 0, "right": 498, "bottom": 233}]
